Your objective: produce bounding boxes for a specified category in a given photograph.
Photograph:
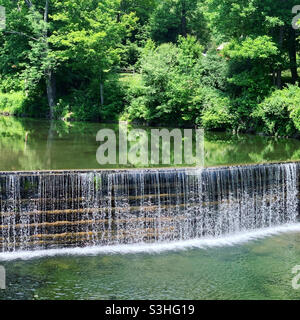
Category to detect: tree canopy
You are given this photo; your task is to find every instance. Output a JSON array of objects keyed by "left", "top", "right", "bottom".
[{"left": 0, "top": 0, "right": 300, "bottom": 137}]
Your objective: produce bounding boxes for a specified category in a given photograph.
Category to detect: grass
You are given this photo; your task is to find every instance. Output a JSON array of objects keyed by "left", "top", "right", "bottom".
[
  {"left": 0, "top": 91, "right": 26, "bottom": 115},
  {"left": 119, "top": 73, "right": 143, "bottom": 87}
]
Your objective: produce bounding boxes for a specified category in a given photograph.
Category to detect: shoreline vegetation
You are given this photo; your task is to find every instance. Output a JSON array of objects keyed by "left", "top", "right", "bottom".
[{"left": 1, "top": 1, "right": 300, "bottom": 138}]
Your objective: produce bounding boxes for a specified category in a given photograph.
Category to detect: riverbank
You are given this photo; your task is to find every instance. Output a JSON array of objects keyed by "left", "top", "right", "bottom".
[{"left": 1, "top": 77, "right": 300, "bottom": 139}]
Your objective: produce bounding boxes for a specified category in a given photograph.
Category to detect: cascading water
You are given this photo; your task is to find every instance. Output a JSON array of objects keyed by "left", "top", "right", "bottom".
[{"left": 0, "top": 162, "right": 299, "bottom": 253}]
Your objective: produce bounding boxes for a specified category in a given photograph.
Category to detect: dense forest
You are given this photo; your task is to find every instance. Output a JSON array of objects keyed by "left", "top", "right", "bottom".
[{"left": 0, "top": 0, "right": 300, "bottom": 137}]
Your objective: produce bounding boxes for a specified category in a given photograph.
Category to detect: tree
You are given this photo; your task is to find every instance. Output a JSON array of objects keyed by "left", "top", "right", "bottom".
[
  {"left": 206, "top": 0, "right": 300, "bottom": 87},
  {"left": 119, "top": 0, "right": 156, "bottom": 25},
  {"left": 0, "top": 0, "right": 137, "bottom": 117},
  {"left": 125, "top": 35, "right": 232, "bottom": 128},
  {"left": 149, "top": 0, "right": 209, "bottom": 45},
  {"left": 49, "top": 0, "right": 137, "bottom": 107},
  {"left": 1, "top": 0, "right": 57, "bottom": 118}
]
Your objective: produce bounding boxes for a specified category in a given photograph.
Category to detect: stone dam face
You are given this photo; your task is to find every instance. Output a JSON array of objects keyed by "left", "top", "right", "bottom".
[{"left": 0, "top": 162, "right": 299, "bottom": 252}]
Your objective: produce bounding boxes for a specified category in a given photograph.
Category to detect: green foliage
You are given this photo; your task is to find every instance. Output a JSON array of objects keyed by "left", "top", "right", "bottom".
[
  {"left": 194, "top": 50, "right": 228, "bottom": 90},
  {"left": 119, "top": 0, "right": 156, "bottom": 25},
  {"left": 138, "top": 42, "right": 179, "bottom": 120},
  {"left": 125, "top": 36, "right": 232, "bottom": 128},
  {"left": 0, "top": 75, "right": 24, "bottom": 92},
  {"left": 225, "top": 36, "right": 278, "bottom": 60},
  {"left": 53, "top": 73, "right": 126, "bottom": 122},
  {"left": 0, "top": 0, "right": 300, "bottom": 139},
  {"left": 0, "top": 89, "right": 47, "bottom": 118},
  {"left": 200, "top": 88, "right": 233, "bottom": 129},
  {"left": 149, "top": 0, "right": 209, "bottom": 45},
  {"left": 254, "top": 85, "right": 300, "bottom": 137},
  {"left": 0, "top": 0, "right": 138, "bottom": 118},
  {"left": 0, "top": 91, "right": 26, "bottom": 115},
  {"left": 98, "top": 74, "right": 127, "bottom": 121}
]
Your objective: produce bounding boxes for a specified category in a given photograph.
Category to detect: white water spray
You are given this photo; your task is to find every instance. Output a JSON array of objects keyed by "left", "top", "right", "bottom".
[{"left": 0, "top": 163, "right": 299, "bottom": 256}]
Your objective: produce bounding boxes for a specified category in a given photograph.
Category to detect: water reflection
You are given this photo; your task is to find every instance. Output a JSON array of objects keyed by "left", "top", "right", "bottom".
[
  {"left": 204, "top": 131, "right": 300, "bottom": 167},
  {"left": 0, "top": 116, "right": 300, "bottom": 171}
]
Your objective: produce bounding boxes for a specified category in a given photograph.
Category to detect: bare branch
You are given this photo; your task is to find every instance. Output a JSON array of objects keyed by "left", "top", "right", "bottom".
[
  {"left": 4, "top": 30, "right": 39, "bottom": 41},
  {"left": 24, "top": 0, "right": 33, "bottom": 9}
]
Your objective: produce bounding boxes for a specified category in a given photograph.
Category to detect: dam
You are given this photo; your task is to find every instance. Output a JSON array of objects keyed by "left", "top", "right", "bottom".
[{"left": 0, "top": 162, "right": 299, "bottom": 253}]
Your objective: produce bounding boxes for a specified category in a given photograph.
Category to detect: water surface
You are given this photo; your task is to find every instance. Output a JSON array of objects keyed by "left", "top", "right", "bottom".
[
  {"left": 1, "top": 230, "right": 300, "bottom": 300},
  {"left": 1, "top": 116, "right": 300, "bottom": 300},
  {"left": 1, "top": 116, "right": 300, "bottom": 171}
]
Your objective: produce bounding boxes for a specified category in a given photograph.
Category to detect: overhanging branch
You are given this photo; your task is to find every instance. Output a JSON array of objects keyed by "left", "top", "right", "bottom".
[{"left": 4, "top": 30, "right": 39, "bottom": 41}]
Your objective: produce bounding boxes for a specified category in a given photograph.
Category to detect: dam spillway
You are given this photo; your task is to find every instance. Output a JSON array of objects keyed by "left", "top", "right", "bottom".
[{"left": 0, "top": 162, "right": 299, "bottom": 253}]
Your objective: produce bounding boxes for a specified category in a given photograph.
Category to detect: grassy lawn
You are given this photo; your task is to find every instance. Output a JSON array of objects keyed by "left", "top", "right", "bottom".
[{"left": 119, "top": 73, "right": 143, "bottom": 88}]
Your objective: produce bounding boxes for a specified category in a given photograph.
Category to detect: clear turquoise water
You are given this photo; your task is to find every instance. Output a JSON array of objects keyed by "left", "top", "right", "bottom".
[{"left": 1, "top": 231, "right": 300, "bottom": 300}]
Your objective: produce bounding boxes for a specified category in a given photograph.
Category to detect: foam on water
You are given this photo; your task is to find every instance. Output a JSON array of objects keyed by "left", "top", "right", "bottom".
[{"left": 1, "top": 223, "right": 300, "bottom": 261}]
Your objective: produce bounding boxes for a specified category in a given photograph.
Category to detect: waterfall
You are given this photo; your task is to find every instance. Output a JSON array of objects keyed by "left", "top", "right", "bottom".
[{"left": 0, "top": 163, "right": 299, "bottom": 252}]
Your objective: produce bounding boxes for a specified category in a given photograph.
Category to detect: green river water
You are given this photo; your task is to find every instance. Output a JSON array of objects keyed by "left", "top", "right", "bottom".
[
  {"left": 1, "top": 116, "right": 300, "bottom": 171},
  {"left": 1, "top": 116, "right": 300, "bottom": 300},
  {"left": 1, "top": 231, "right": 300, "bottom": 300}
]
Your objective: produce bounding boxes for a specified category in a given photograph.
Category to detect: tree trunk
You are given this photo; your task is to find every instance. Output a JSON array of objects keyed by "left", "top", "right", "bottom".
[
  {"left": 100, "top": 72, "right": 104, "bottom": 106},
  {"left": 276, "top": 26, "right": 284, "bottom": 89},
  {"left": 181, "top": 2, "right": 187, "bottom": 37},
  {"left": 100, "top": 83, "right": 104, "bottom": 106},
  {"left": 276, "top": 69, "right": 282, "bottom": 90},
  {"left": 44, "top": 0, "right": 49, "bottom": 21},
  {"left": 44, "top": 0, "right": 56, "bottom": 118},
  {"left": 288, "top": 28, "right": 298, "bottom": 84},
  {"left": 24, "top": 0, "right": 56, "bottom": 118},
  {"left": 24, "top": 0, "right": 33, "bottom": 8},
  {"left": 276, "top": 71, "right": 282, "bottom": 89},
  {"left": 46, "top": 70, "right": 56, "bottom": 119}
]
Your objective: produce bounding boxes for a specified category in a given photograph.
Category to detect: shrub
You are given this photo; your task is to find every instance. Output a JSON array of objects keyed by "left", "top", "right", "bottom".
[
  {"left": 0, "top": 91, "right": 26, "bottom": 115},
  {"left": 200, "top": 88, "right": 233, "bottom": 130},
  {"left": 253, "top": 85, "right": 300, "bottom": 137},
  {"left": 194, "top": 50, "right": 229, "bottom": 91},
  {"left": 54, "top": 73, "right": 126, "bottom": 122}
]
